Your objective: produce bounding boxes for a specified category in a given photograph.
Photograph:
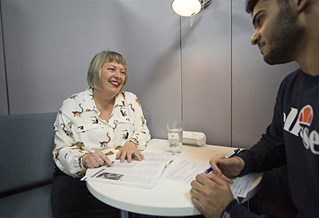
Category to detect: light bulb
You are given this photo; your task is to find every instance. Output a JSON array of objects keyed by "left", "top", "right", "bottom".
[{"left": 172, "top": 0, "right": 201, "bottom": 17}]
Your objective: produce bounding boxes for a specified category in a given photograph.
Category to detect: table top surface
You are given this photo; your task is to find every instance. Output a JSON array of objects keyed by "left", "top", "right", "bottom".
[{"left": 86, "top": 139, "right": 262, "bottom": 216}]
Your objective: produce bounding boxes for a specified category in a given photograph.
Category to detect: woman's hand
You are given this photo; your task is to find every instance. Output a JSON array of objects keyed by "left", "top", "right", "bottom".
[
  {"left": 115, "top": 141, "right": 144, "bottom": 163},
  {"left": 82, "top": 150, "right": 114, "bottom": 168}
]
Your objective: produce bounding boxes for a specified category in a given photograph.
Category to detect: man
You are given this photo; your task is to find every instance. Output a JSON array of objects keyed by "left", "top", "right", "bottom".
[{"left": 190, "top": 0, "right": 319, "bottom": 217}]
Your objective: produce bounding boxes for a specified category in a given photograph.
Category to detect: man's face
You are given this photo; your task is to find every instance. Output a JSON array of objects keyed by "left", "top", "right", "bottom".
[{"left": 250, "top": 0, "right": 305, "bottom": 65}]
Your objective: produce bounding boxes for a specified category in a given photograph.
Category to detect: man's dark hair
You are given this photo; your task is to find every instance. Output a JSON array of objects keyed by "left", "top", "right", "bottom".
[
  {"left": 245, "top": 0, "right": 289, "bottom": 14},
  {"left": 245, "top": 0, "right": 260, "bottom": 14}
]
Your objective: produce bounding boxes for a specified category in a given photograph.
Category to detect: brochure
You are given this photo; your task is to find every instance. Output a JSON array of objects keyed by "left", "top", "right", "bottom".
[{"left": 84, "top": 151, "right": 175, "bottom": 189}]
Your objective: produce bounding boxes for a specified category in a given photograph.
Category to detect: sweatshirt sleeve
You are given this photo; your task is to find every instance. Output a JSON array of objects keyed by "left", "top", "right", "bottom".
[{"left": 222, "top": 200, "right": 271, "bottom": 218}]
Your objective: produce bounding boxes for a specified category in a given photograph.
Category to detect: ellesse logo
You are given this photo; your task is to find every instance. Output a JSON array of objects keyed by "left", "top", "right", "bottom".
[
  {"left": 284, "top": 105, "right": 319, "bottom": 155},
  {"left": 299, "top": 105, "right": 313, "bottom": 126}
]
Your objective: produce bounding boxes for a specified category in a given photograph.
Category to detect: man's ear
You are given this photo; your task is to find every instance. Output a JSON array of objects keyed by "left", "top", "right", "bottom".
[{"left": 291, "top": 0, "right": 310, "bottom": 13}]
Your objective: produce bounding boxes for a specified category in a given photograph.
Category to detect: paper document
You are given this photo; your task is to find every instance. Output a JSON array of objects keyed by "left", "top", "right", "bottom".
[
  {"left": 162, "top": 160, "right": 260, "bottom": 199},
  {"left": 162, "top": 160, "right": 208, "bottom": 183},
  {"left": 85, "top": 151, "right": 175, "bottom": 189},
  {"left": 230, "top": 173, "right": 260, "bottom": 198}
]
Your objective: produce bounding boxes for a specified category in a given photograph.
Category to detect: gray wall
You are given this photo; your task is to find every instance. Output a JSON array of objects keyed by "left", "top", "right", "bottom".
[
  {"left": 182, "top": 0, "right": 231, "bottom": 146},
  {"left": 0, "top": 0, "right": 298, "bottom": 148}
]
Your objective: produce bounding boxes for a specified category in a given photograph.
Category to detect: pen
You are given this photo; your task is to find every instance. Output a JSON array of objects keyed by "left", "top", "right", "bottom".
[{"left": 204, "top": 148, "right": 241, "bottom": 174}]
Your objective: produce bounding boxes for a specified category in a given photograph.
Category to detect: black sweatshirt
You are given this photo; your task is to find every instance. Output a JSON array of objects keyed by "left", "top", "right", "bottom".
[{"left": 224, "top": 69, "right": 319, "bottom": 218}]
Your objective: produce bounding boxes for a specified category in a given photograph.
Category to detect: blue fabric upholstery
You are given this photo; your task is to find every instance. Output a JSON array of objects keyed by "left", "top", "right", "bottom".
[
  {"left": 0, "top": 112, "right": 57, "bottom": 218},
  {"left": 0, "top": 112, "right": 56, "bottom": 193}
]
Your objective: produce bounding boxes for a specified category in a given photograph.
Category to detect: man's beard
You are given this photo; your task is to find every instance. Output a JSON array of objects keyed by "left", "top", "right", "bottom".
[{"left": 264, "top": 3, "right": 306, "bottom": 65}]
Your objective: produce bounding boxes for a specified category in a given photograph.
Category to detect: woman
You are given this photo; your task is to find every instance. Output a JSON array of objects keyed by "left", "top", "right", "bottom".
[{"left": 51, "top": 50, "right": 151, "bottom": 218}]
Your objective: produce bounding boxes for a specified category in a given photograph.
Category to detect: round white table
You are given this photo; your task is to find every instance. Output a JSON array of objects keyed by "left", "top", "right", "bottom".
[{"left": 87, "top": 139, "right": 262, "bottom": 217}]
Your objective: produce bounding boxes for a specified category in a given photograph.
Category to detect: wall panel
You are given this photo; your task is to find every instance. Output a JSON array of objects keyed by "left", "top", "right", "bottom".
[{"left": 182, "top": 0, "right": 231, "bottom": 146}]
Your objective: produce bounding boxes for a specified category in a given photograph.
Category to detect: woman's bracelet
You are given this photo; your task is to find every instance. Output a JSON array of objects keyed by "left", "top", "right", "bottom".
[{"left": 128, "top": 138, "right": 139, "bottom": 146}]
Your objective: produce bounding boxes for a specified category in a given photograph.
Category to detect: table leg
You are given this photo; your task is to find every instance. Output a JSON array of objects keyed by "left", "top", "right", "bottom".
[{"left": 120, "top": 210, "right": 129, "bottom": 218}]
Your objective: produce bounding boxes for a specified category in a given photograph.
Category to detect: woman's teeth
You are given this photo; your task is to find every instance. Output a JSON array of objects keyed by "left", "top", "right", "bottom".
[{"left": 109, "top": 81, "right": 120, "bottom": 86}]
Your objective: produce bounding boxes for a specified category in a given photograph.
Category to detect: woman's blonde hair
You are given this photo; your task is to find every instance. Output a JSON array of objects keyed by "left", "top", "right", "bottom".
[{"left": 87, "top": 50, "right": 127, "bottom": 90}]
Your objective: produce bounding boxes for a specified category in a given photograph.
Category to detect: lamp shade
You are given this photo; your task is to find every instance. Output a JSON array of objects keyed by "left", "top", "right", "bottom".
[{"left": 172, "top": 0, "right": 201, "bottom": 17}]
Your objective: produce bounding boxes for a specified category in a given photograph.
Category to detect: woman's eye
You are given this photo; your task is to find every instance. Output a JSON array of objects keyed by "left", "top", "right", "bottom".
[{"left": 107, "top": 68, "right": 115, "bottom": 71}]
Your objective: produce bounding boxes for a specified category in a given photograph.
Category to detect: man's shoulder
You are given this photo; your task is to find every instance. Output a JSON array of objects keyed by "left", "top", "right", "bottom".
[
  {"left": 279, "top": 68, "right": 302, "bottom": 90},
  {"left": 283, "top": 68, "right": 302, "bottom": 81}
]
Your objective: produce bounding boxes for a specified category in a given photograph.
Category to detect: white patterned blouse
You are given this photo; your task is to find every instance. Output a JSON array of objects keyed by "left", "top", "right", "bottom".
[{"left": 53, "top": 88, "right": 151, "bottom": 178}]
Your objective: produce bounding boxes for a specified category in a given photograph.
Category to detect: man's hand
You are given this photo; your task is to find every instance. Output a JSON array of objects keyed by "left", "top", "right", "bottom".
[
  {"left": 190, "top": 173, "right": 234, "bottom": 218},
  {"left": 209, "top": 154, "right": 245, "bottom": 180}
]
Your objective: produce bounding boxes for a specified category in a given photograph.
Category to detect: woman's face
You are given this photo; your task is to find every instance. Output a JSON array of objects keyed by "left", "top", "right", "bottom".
[{"left": 99, "top": 61, "right": 127, "bottom": 97}]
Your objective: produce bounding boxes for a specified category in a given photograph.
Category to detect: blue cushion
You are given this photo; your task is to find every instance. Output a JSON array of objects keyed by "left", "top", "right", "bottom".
[{"left": 0, "top": 112, "right": 57, "bottom": 193}]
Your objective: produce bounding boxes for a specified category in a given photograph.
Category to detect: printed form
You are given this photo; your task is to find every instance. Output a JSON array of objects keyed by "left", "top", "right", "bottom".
[{"left": 162, "top": 160, "right": 260, "bottom": 199}]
